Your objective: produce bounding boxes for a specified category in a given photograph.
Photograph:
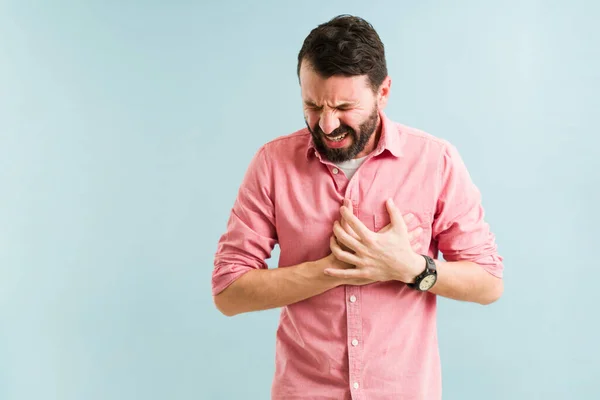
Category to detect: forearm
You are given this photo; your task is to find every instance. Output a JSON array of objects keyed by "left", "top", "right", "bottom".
[
  {"left": 213, "top": 260, "right": 339, "bottom": 316},
  {"left": 428, "top": 259, "right": 503, "bottom": 305}
]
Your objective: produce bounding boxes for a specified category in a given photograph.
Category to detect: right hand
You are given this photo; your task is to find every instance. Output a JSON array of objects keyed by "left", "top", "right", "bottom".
[{"left": 321, "top": 253, "right": 375, "bottom": 286}]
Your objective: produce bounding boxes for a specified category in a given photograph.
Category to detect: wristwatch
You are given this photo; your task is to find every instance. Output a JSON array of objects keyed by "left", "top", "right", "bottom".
[{"left": 407, "top": 255, "right": 437, "bottom": 291}]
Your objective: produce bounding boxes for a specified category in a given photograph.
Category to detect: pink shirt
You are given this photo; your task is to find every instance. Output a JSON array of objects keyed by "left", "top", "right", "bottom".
[{"left": 212, "top": 112, "right": 503, "bottom": 399}]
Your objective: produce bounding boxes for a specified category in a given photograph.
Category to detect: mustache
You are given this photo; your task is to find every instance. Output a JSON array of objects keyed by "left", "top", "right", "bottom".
[{"left": 312, "top": 124, "right": 354, "bottom": 137}]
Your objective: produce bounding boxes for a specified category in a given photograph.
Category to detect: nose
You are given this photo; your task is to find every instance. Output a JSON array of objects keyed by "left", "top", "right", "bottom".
[{"left": 318, "top": 111, "right": 341, "bottom": 135}]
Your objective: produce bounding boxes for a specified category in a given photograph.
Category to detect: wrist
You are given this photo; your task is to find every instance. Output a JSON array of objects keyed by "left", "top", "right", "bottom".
[
  {"left": 401, "top": 252, "right": 426, "bottom": 284},
  {"left": 311, "top": 256, "right": 343, "bottom": 289}
]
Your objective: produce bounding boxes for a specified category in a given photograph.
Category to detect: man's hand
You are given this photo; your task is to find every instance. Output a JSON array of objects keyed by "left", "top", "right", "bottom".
[
  {"left": 320, "top": 253, "right": 376, "bottom": 287},
  {"left": 325, "top": 198, "right": 426, "bottom": 284},
  {"left": 336, "top": 199, "right": 360, "bottom": 253}
]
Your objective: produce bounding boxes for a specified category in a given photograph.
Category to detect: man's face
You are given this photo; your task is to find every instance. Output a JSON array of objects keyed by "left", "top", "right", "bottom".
[{"left": 299, "top": 62, "right": 386, "bottom": 163}]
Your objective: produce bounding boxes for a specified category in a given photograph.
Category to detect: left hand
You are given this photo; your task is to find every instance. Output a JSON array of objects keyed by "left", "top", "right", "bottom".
[{"left": 325, "top": 198, "right": 426, "bottom": 283}]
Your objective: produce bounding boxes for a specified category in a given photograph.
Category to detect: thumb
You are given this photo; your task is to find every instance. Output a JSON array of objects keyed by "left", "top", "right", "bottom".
[
  {"left": 342, "top": 199, "right": 360, "bottom": 240},
  {"left": 344, "top": 198, "right": 354, "bottom": 213}
]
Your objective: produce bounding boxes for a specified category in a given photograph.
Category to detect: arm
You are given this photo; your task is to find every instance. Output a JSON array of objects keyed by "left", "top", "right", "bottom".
[
  {"left": 327, "top": 142, "right": 504, "bottom": 305},
  {"left": 214, "top": 255, "right": 346, "bottom": 316},
  {"left": 212, "top": 147, "right": 367, "bottom": 316},
  {"left": 427, "top": 142, "right": 504, "bottom": 304},
  {"left": 410, "top": 257, "right": 503, "bottom": 305}
]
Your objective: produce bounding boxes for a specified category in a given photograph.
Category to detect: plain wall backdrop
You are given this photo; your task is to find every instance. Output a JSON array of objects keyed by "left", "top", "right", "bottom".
[{"left": 1, "top": 0, "right": 599, "bottom": 399}]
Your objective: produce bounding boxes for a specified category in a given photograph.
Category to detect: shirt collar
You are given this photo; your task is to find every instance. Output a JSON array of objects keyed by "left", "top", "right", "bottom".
[{"left": 305, "top": 110, "right": 403, "bottom": 160}]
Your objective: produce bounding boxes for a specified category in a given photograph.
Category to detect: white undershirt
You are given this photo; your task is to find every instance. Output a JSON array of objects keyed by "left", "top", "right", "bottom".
[{"left": 334, "top": 156, "right": 368, "bottom": 180}]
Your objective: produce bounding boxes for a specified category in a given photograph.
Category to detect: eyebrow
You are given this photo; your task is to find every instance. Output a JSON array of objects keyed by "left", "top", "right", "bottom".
[{"left": 304, "top": 101, "right": 356, "bottom": 108}]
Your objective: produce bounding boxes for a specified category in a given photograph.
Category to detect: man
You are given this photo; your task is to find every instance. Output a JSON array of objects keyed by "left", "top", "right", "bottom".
[{"left": 212, "top": 14, "right": 503, "bottom": 400}]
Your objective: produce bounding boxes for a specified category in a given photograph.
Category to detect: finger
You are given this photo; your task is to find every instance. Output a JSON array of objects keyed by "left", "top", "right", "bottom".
[
  {"left": 324, "top": 266, "right": 370, "bottom": 279},
  {"left": 378, "top": 223, "right": 392, "bottom": 234},
  {"left": 341, "top": 199, "right": 361, "bottom": 240},
  {"left": 344, "top": 198, "right": 353, "bottom": 212},
  {"left": 386, "top": 198, "right": 406, "bottom": 232},
  {"left": 340, "top": 205, "right": 374, "bottom": 242},
  {"left": 341, "top": 219, "right": 361, "bottom": 240},
  {"left": 338, "top": 240, "right": 353, "bottom": 253},
  {"left": 333, "top": 220, "right": 366, "bottom": 253},
  {"left": 403, "top": 213, "right": 416, "bottom": 229},
  {"left": 330, "top": 235, "right": 363, "bottom": 266},
  {"left": 371, "top": 216, "right": 417, "bottom": 236},
  {"left": 407, "top": 226, "right": 423, "bottom": 244}
]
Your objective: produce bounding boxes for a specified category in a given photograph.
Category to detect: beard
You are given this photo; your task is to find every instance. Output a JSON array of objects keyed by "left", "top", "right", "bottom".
[{"left": 306, "top": 106, "right": 379, "bottom": 163}]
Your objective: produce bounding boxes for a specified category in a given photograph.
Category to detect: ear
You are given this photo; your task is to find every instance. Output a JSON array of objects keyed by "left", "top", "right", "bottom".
[{"left": 377, "top": 76, "right": 392, "bottom": 109}]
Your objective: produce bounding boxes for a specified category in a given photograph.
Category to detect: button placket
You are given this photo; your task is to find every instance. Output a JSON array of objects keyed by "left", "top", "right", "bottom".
[
  {"left": 343, "top": 177, "right": 363, "bottom": 397},
  {"left": 346, "top": 284, "right": 363, "bottom": 395}
]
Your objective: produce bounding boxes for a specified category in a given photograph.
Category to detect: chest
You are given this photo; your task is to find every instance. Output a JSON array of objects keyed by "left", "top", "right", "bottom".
[{"left": 272, "top": 154, "right": 438, "bottom": 266}]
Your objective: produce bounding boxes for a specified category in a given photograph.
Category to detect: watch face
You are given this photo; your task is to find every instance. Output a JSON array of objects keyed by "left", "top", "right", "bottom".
[{"left": 419, "top": 275, "right": 437, "bottom": 291}]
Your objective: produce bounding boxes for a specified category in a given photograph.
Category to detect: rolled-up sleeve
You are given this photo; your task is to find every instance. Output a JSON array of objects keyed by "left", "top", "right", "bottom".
[
  {"left": 212, "top": 146, "right": 278, "bottom": 296},
  {"left": 431, "top": 142, "right": 503, "bottom": 278}
]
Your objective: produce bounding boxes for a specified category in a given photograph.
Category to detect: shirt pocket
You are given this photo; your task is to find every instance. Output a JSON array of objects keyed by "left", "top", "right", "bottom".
[{"left": 373, "top": 209, "right": 433, "bottom": 255}]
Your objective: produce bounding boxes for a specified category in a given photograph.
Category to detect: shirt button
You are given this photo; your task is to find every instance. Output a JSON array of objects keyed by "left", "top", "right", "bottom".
[
  {"left": 352, "top": 339, "right": 359, "bottom": 346},
  {"left": 349, "top": 295, "right": 357, "bottom": 303},
  {"left": 332, "top": 168, "right": 339, "bottom": 174},
  {"left": 353, "top": 382, "right": 359, "bottom": 389}
]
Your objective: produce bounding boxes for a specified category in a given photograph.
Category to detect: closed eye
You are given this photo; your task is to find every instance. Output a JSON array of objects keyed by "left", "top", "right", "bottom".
[
  {"left": 304, "top": 102, "right": 321, "bottom": 110},
  {"left": 304, "top": 102, "right": 354, "bottom": 111}
]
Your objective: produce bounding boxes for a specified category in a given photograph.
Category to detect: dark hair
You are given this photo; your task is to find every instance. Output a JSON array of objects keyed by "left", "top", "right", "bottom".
[{"left": 297, "top": 15, "right": 387, "bottom": 92}]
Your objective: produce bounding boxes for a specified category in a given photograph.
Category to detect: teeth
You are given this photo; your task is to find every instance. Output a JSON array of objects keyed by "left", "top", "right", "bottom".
[{"left": 328, "top": 133, "right": 347, "bottom": 142}]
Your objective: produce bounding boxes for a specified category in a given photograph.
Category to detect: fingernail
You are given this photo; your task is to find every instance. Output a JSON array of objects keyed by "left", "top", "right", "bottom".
[{"left": 405, "top": 213, "right": 415, "bottom": 222}]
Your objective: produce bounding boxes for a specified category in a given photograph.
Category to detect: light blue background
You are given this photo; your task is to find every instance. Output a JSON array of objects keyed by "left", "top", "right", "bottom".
[{"left": 1, "top": 0, "right": 598, "bottom": 399}]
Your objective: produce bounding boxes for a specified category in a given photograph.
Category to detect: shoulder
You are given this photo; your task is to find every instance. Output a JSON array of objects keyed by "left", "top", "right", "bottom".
[
  {"left": 384, "top": 119, "right": 456, "bottom": 165},
  {"left": 396, "top": 122, "right": 451, "bottom": 151},
  {"left": 256, "top": 127, "right": 312, "bottom": 163}
]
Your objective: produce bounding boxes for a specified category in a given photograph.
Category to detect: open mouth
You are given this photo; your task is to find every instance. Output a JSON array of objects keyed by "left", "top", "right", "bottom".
[{"left": 325, "top": 132, "right": 348, "bottom": 142}]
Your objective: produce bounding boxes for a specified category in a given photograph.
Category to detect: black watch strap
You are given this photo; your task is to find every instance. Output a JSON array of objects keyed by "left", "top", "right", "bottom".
[{"left": 407, "top": 255, "right": 437, "bottom": 291}]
